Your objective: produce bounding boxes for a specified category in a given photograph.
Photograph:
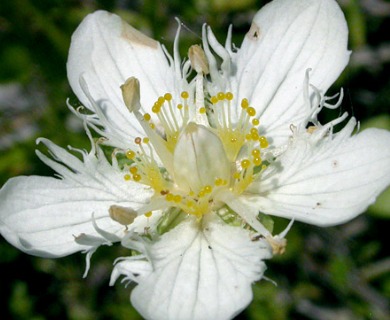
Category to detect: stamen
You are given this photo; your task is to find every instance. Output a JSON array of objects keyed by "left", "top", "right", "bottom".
[
  {"left": 121, "top": 77, "right": 141, "bottom": 112},
  {"left": 181, "top": 91, "right": 189, "bottom": 99},
  {"left": 124, "top": 136, "right": 168, "bottom": 192},
  {"left": 259, "top": 136, "right": 269, "bottom": 148},
  {"left": 109, "top": 205, "right": 137, "bottom": 226},
  {"left": 188, "top": 45, "right": 209, "bottom": 75},
  {"left": 241, "top": 159, "right": 251, "bottom": 169},
  {"left": 247, "top": 107, "right": 256, "bottom": 117},
  {"left": 126, "top": 150, "right": 136, "bottom": 160},
  {"left": 211, "top": 96, "right": 218, "bottom": 104},
  {"left": 210, "top": 93, "right": 266, "bottom": 164},
  {"left": 133, "top": 174, "right": 141, "bottom": 181},
  {"left": 129, "top": 167, "right": 138, "bottom": 174}
]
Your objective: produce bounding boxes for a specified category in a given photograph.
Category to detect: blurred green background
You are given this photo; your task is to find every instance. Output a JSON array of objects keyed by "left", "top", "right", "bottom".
[{"left": 0, "top": 0, "right": 389, "bottom": 319}]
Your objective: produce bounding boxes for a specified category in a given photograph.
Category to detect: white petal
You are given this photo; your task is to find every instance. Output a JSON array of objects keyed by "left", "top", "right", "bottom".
[
  {"left": 0, "top": 141, "right": 153, "bottom": 257},
  {"left": 218, "top": 191, "right": 271, "bottom": 237},
  {"left": 115, "top": 217, "right": 271, "bottom": 320},
  {"left": 67, "top": 10, "right": 177, "bottom": 142},
  {"left": 233, "top": 0, "right": 350, "bottom": 145},
  {"left": 248, "top": 126, "right": 390, "bottom": 226}
]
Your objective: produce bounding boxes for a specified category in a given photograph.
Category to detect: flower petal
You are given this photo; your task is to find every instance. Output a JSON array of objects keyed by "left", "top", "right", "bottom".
[
  {"left": 113, "top": 217, "right": 272, "bottom": 320},
  {"left": 247, "top": 125, "right": 390, "bottom": 226},
  {"left": 233, "top": 0, "right": 350, "bottom": 145},
  {"left": 67, "top": 10, "right": 178, "bottom": 142},
  {"left": 0, "top": 140, "right": 153, "bottom": 257}
]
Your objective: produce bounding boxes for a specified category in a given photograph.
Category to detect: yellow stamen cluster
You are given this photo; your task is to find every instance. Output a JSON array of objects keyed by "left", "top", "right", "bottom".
[
  {"left": 124, "top": 136, "right": 167, "bottom": 192},
  {"left": 208, "top": 93, "right": 270, "bottom": 195},
  {"left": 209, "top": 92, "right": 268, "bottom": 162},
  {"left": 139, "top": 91, "right": 190, "bottom": 151},
  {"left": 161, "top": 178, "right": 228, "bottom": 218}
]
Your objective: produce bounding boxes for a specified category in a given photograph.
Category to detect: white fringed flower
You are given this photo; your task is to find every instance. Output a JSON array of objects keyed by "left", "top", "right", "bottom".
[{"left": 1, "top": 0, "right": 390, "bottom": 319}]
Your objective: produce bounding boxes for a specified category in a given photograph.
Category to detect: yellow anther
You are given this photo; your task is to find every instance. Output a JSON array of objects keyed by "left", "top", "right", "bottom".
[
  {"left": 250, "top": 128, "right": 258, "bottom": 134},
  {"left": 150, "top": 123, "right": 155, "bottom": 129},
  {"left": 129, "top": 166, "right": 138, "bottom": 174},
  {"left": 181, "top": 91, "right": 189, "bottom": 99},
  {"left": 217, "top": 92, "right": 225, "bottom": 100},
  {"left": 152, "top": 104, "right": 160, "bottom": 113},
  {"left": 143, "top": 137, "right": 150, "bottom": 144},
  {"left": 252, "top": 118, "right": 260, "bottom": 126},
  {"left": 135, "top": 137, "right": 142, "bottom": 145},
  {"left": 252, "top": 149, "right": 260, "bottom": 156},
  {"left": 144, "top": 113, "right": 151, "bottom": 121},
  {"left": 259, "top": 136, "right": 269, "bottom": 148},
  {"left": 133, "top": 174, "right": 141, "bottom": 181},
  {"left": 124, "top": 174, "right": 131, "bottom": 181},
  {"left": 126, "top": 150, "right": 136, "bottom": 160},
  {"left": 144, "top": 211, "right": 152, "bottom": 218},
  {"left": 158, "top": 96, "right": 165, "bottom": 105},
  {"left": 215, "top": 178, "right": 224, "bottom": 186},
  {"left": 165, "top": 193, "right": 174, "bottom": 201},
  {"left": 241, "top": 99, "right": 249, "bottom": 109},
  {"left": 251, "top": 131, "right": 259, "bottom": 140},
  {"left": 186, "top": 200, "right": 195, "bottom": 207},
  {"left": 198, "top": 190, "right": 206, "bottom": 198},
  {"left": 247, "top": 107, "right": 256, "bottom": 117},
  {"left": 253, "top": 157, "right": 262, "bottom": 166},
  {"left": 164, "top": 93, "right": 172, "bottom": 101},
  {"left": 177, "top": 103, "right": 183, "bottom": 110},
  {"left": 173, "top": 195, "right": 182, "bottom": 203},
  {"left": 233, "top": 172, "right": 241, "bottom": 180},
  {"left": 204, "top": 185, "right": 212, "bottom": 193},
  {"left": 199, "top": 107, "right": 206, "bottom": 114},
  {"left": 226, "top": 92, "right": 233, "bottom": 101},
  {"left": 210, "top": 96, "right": 218, "bottom": 104},
  {"left": 241, "top": 159, "right": 251, "bottom": 169},
  {"left": 245, "top": 133, "right": 252, "bottom": 140}
]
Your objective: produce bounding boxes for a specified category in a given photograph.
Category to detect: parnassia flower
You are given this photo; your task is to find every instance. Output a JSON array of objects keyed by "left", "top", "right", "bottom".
[{"left": 1, "top": 0, "right": 390, "bottom": 319}]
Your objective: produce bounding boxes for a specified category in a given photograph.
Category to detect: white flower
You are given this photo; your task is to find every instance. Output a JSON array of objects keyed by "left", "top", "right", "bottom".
[{"left": 1, "top": 0, "right": 390, "bottom": 319}]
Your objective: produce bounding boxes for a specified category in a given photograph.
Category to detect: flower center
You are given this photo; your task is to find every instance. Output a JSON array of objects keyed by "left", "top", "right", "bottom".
[{"left": 120, "top": 77, "right": 269, "bottom": 219}]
